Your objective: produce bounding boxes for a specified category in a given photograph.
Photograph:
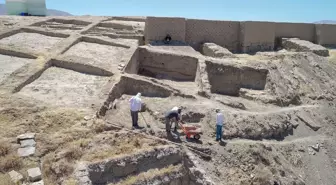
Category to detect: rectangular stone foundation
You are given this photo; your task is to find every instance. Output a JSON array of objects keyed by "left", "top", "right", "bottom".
[
  {"left": 0, "top": 54, "right": 35, "bottom": 83},
  {"left": 0, "top": 32, "right": 64, "bottom": 53},
  {"left": 18, "top": 67, "right": 111, "bottom": 107}
]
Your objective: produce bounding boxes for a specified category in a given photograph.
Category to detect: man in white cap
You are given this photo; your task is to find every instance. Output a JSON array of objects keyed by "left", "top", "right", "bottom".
[
  {"left": 215, "top": 108, "right": 224, "bottom": 141},
  {"left": 165, "top": 107, "right": 182, "bottom": 134},
  {"left": 129, "top": 93, "right": 142, "bottom": 129}
]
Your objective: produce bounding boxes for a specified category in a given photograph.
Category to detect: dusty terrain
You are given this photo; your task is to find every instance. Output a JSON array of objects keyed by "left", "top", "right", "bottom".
[{"left": 0, "top": 16, "right": 336, "bottom": 185}]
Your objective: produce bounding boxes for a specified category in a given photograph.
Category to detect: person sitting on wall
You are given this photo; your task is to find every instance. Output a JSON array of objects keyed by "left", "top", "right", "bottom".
[{"left": 164, "top": 34, "right": 172, "bottom": 44}]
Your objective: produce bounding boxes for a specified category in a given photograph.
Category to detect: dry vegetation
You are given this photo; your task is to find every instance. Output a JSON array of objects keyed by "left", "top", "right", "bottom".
[
  {"left": 114, "top": 164, "right": 182, "bottom": 185},
  {"left": 329, "top": 49, "right": 336, "bottom": 64}
]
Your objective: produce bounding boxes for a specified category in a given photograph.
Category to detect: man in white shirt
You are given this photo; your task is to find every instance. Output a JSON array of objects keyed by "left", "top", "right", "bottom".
[
  {"left": 215, "top": 109, "right": 224, "bottom": 141},
  {"left": 129, "top": 93, "right": 142, "bottom": 129}
]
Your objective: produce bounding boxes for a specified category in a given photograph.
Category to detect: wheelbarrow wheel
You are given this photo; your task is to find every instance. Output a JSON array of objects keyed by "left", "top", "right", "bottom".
[{"left": 194, "top": 134, "right": 201, "bottom": 140}]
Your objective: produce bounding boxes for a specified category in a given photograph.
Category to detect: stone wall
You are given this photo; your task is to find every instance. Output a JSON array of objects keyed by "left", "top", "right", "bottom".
[
  {"left": 145, "top": 16, "right": 186, "bottom": 44},
  {"left": 144, "top": 17, "right": 336, "bottom": 53},
  {"left": 275, "top": 22, "right": 315, "bottom": 42},
  {"left": 316, "top": 24, "right": 336, "bottom": 46},
  {"left": 185, "top": 19, "right": 240, "bottom": 52},
  {"left": 240, "top": 21, "right": 276, "bottom": 53}
]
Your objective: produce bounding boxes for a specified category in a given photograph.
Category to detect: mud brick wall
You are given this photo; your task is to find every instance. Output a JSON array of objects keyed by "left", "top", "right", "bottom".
[
  {"left": 185, "top": 19, "right": 240, "bottom": 52},
  {"left": 315, "top": 24, "right": 336, "bottom": 46},
  {"left": 138, "top": 47, "right": 198, "bottom": 81},
  {"left": 240, "top": 21, "right": 275, "bottom": 53},
  {"left": 145, "top": 16, "right": 186, "bottom": 44},
  {"left": 275, "top": 22, "right": 315, "bottom": 42}
]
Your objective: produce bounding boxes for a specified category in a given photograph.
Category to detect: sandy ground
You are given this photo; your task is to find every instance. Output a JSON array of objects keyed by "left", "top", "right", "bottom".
[
  {"left": 34, "top": 21, "right": 87, "bottom": 33},
  {"left": 0, "top": 32, "right": 64, "bottom": 53},
  {"left": 63, "top": 41, "right": 129, "bottom": 68},
  {"left": 0, "top": 54, "right": 34, "bottom": 83},
  {"left": 102, "top": 20, "right": 145, "bottom": 28},
  {"left": 18, "top": 67, "right": 112, "bottom": 108}
]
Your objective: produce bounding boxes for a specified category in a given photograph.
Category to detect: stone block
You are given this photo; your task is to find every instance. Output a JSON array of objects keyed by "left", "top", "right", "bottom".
[
  {"left": 31, "top": 180, "right": 44, "bottom": 185},
  {"left": 18, "top": 146, "right": 35, "bottom": 157},
  {"left": 20, "top": 139, "right": 36, "bottom": 147},
  {"left": 17, "top": 133, "right": 36, "bottom": 142},
  {"left": 28, "top": 167, "right": 42, "bottom": 182},
  {"left": 202, "top": 43, "right": 234, "bottom": 58},
  {"left": 8, "top": 170, "right": 24, "bottom": 183},
  {"left": 282, "top": 38, "right": 329, "bottom": 57}
]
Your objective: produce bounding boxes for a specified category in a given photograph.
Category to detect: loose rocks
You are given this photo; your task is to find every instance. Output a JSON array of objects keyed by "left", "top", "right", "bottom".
[
  {"left": 8, "top": 170, "right": 24, "bottom": 183},
  {"left": 27, "top": 167, "right": 42, "bottom": 182},
  {"left": 17, "top": 133, "right": 36, "bottom": 157},
  {"left": 18, "top": 146, "right": 36, "bottom": 157}
]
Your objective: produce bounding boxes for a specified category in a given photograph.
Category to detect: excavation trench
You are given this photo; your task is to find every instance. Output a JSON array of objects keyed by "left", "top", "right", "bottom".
[
  {"left": 205, "top": 60, "right": 269, "bottom": 96},
  {"left": 75, "top": 146, "right": 212, "bottom": 185}
]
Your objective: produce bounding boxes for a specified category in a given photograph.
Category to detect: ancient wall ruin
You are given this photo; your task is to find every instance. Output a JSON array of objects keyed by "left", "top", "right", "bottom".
[
  {"left": 275, "top": 22, "right": 315, "bottom": 42},
  {"left": 316, "top": 24, "right": 336, "bottom": 46},
  {"left": 186, "top": 19, "right": 240, "bottom": 52},
  {"left": 240, "top": 21, "right": 276, "bottom": 53},
  {"left": 144, "top": 17, "right": 336, "bottom": 53},
  {"left": 145, "top": 17, "right": 186, "bottom": 44}
]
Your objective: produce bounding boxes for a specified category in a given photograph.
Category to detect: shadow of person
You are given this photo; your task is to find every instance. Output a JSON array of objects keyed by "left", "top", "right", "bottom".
[
  {"left": 167, "top": 131, "right": 182, "bottom": 143},
  {"left": 219, "top": 140, "right": 227, "bottom": 146},
  {"left": 186, "top": 138, "right": 203, "bottom": 144}
]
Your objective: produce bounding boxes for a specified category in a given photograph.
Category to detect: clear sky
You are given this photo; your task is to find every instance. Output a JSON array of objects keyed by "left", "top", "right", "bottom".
[{"left": 1, "top": 0, "right": 335, "bottom": 23}]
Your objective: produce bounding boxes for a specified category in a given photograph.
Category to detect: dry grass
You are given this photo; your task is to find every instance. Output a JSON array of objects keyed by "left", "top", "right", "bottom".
[
  {"left": 114, "top": 164, "right": 182, "bottom": 185},
  {"left": 0, "top": 154, "right": 23, "bottom": 173},
  {"left": 43, "top": 155, "right": 74, "bottom": 185},
  {"left": 64, "top": 178, "right": 78, "bottom": 185},
  {"left": 0, "top": 141, "right": 11, "bottom": 157},
  {"left": 0, "top": 173, "right": 15, "bottom": 185},
  {"left": 42, "top": 137, "right": 91, "bottom": 184},
  {"left": 329, "top": 49, "right": 336, "bottom": 64},
  {"left": 82, "top": 133, "right": 164, "bottom": 162}
]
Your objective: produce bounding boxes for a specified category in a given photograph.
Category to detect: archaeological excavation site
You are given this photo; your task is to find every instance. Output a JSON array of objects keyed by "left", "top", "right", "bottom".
[{"left": 0, "top": 15, "right": 336, "bottom": 185}]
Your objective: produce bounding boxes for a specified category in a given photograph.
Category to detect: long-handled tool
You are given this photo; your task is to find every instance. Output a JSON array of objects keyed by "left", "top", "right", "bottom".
[{"left": 140, "top": 112, "right": 151, "bottom": 128}]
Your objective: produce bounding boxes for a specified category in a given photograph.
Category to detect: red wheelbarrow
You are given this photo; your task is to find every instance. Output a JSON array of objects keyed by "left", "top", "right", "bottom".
[{"left": 179, "top": 122, "right": 202, "bottom": 140}]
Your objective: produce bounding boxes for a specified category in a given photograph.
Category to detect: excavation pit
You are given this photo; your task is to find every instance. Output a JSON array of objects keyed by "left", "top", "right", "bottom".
[
  {"left": 0, "top": 54, "right": 35, "bottom": 83},
  {"left": 126, "top": 46, "right": 199, "bottom": 82},
  {"left": 32, "top": 19, "right": 91, "bottom": 33},
  {"left": 62, "top": 41, "right": 129, "bottom": 71},
  {"left": 0, "top": 32, "right": 64, "bottom": 53},
  {"left": 205, "top": 60, "right": 268, "bottom": 96},
  {"left": 17, "top": 67, "right": 112, "bottom": 108}
]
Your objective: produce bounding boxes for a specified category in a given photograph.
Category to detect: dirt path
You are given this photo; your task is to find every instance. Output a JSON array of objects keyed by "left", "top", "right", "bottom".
[{"left": 228, "top": 135, "right": 327, "bottom": 145}]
